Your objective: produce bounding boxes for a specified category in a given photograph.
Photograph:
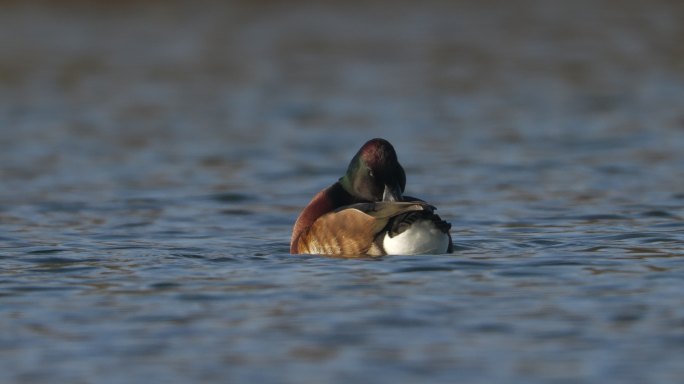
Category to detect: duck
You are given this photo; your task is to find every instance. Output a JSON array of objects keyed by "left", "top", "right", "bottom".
[{"left": 290, "top": 138, "right": 453, "bottom": 256}]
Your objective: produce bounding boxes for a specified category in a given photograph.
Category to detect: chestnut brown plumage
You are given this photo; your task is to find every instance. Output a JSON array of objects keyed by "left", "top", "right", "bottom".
[{"left": 291, "top": 138, "right": 452, "bottom": 256}]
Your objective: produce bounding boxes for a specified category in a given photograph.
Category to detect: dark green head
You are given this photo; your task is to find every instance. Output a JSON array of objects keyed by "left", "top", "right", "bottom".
[{"left": 339, "top": 138, "right": 406, "bottom": 202}]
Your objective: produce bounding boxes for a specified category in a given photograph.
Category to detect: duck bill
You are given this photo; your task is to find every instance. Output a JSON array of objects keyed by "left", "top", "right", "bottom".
[{"left": 382, "top": 184, "right": 403, "bottom": 202}]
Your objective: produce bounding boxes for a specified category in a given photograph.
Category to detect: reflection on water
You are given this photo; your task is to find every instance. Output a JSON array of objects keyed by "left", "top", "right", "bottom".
[{"left": 2, "top": 0, "right": 684, "bottom": 383}]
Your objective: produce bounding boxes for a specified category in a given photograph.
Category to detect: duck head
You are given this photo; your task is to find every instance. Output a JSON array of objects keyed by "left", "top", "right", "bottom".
[{"left": 339, "top": 138, "right": 406, "bottom": 202}]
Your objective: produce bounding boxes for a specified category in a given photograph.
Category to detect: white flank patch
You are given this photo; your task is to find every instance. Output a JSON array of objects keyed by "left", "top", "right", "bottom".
[{"left": 382, "top": 220, "right": 449, "bottom": 255}]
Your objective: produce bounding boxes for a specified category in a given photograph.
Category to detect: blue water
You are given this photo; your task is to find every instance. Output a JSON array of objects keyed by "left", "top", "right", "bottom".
[{"left": 2, "top": 1, "right": 684, "bottom": 383}]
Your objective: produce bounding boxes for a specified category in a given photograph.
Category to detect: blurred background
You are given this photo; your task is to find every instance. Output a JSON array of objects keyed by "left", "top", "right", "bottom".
[
  {"left": 2, "top": 1, "right": 684, "bottom": 383},
  {"left": 2, "top": 0, "right": 683, "bottom": 205}
]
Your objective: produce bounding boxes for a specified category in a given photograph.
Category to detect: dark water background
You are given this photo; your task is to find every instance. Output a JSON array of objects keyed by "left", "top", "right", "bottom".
[{"left": 2, "top": 1, "right": 684, "bottom": 383}]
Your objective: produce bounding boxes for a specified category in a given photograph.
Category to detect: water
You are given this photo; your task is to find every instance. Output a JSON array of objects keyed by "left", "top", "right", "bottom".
[{"left": 2, "top": 1, "right": 684, "bottom": 383}]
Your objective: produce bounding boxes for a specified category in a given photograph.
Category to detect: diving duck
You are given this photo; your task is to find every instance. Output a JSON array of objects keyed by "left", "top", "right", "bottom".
[{"left": 290, "top": 138, "right": 453, "bottom": 256}]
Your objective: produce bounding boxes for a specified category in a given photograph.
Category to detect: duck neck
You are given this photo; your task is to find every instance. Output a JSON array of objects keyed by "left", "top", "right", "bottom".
[{"left": 291, "top": 182, "right": 355, "bottom": 251}]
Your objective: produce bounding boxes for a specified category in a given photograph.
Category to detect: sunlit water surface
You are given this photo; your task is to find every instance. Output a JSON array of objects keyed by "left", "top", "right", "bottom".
[{"left": 1, "top": 1, "right": 684, "bottom": 383}]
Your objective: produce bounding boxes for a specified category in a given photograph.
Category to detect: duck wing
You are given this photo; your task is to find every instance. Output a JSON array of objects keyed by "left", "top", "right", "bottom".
[{"left": 295, "top": 202, "right": 430, "bottom": 256}]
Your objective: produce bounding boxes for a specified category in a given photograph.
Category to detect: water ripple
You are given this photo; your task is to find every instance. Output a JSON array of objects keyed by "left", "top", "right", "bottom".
[{"left": 2, "top": 1, "right": 684, "bottom": 384}]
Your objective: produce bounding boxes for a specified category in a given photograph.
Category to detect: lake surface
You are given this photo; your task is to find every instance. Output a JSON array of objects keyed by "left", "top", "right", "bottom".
[{"left": 2, "top": 1, "right": 684, "bottom": 383}]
